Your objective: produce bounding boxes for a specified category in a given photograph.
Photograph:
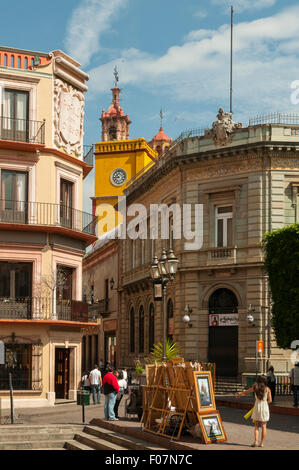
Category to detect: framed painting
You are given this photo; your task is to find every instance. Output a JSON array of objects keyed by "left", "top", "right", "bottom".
[
  {"left": 193, "top": 371, "right": 216, "bottom": 412},
  {"left": 198, "top": 411, "right": 227, "bottom": 444}
]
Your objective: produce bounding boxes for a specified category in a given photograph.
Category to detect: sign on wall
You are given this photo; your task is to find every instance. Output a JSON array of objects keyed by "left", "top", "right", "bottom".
[{"left": 209, "top": 314, "right": 239, "bottom": 327}]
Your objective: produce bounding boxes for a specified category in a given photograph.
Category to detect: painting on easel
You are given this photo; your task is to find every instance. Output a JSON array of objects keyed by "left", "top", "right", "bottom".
[{"left": 193, "top": 371, "right": 216, "bottom": 412}]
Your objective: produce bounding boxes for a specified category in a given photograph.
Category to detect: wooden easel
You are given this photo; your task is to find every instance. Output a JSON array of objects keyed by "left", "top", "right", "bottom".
[{"left": 142, "top": 360, "right": 202, "bottom": 440}]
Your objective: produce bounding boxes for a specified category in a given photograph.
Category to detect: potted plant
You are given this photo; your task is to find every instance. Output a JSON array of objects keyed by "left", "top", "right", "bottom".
[
  {"left": 132, "top": 358, "right": 145, "bottom": 385},
  {"left": 145, "top": 338, "right": 182, "bottom": 364}
]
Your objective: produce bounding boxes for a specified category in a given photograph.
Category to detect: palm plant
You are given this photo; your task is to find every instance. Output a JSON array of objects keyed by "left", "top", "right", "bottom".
[{"left": 146, "top": 338, "right": 182, "bottom": 364}]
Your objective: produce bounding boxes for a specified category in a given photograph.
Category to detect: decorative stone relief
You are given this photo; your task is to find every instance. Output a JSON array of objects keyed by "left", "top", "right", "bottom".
[
  {"left": 186, "top": 157, "right": 262, "bottom": 180},
  {"left": 54, "top": 79, "right": 84, "bottom": 157},
  {"left": 205, "top": 108, "right": 243, "bottom": 147},
  {"left": 271, "top": 157, "right": 299, "bottom": 170}
]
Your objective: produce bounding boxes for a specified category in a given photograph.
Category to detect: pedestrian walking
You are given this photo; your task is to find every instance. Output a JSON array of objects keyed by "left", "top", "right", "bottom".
[
  {"left": 102, "top": 367, "right": 120, "bottom": 421},
  {"left": 113, "top": 370, "right": 128, "bottom": 419},
  {"left": 81, "top": 371, "right": 91, "bottom": 394},
  {"left": 89, "top": 365, "right": 102, "bottom": 405},
  {"left": 236, "top": 375, "right": 272, "bottom": 448},
  {"left": 122, "top": 368, "right": 129, "bottom": 394},
  {"left": 289, "top": 362, "right": 299, "bottom": 407},
  {"left": 266, "top": 366, "right": 276, "bottom": 403}
]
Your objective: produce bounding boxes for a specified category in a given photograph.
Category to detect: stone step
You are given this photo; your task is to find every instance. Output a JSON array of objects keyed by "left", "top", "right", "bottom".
[
  {"left": 71, "top": 432, "right": 128, "bottom": 451},
  {"left": 0, "top": 425, "right": 83, "bottom": 433},
  {"left": 0, "top": 440, "right": 68, "bottom": 450},
  {"left": 0, "top": 425, "right": 84, "bottom": 450},
  {"left": 216, "top": 387, "right": 242, "bottom": 391},
  {"left": 64, "top": 440, "right": 93, "bottom": 451},
  {"left": 0, "top": 432, "right": 77, "bottom": 442},
  {"left": 83, "top": 425, "right": 165, "bottom": 450}
]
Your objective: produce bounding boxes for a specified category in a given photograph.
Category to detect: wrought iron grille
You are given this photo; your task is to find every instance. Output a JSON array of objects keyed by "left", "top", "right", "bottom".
[
  {"left": 0, "top": 297, "right": 89, "bottom": 322},
  {"left": 248, "top": 112, "right": 299, "bottom": 126},
  {"left": 0, "top": 200, "right": 97, "bottom": 235},
  {"left": 0, "top": 343, "right": 32, "bottom": 390},
  {"left": 0, "top": 116, "right": 45, "bottom": 144}
]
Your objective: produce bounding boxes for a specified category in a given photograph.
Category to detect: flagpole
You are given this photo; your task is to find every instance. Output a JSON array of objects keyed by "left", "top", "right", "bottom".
[{"left": 230, "top": 5, "right": 234, "bottom": 115}]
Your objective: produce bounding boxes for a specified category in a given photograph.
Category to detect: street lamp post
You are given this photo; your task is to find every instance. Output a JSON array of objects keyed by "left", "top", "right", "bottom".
[{"left": 150, "top": 249, "right": 179, "bottom": 363}]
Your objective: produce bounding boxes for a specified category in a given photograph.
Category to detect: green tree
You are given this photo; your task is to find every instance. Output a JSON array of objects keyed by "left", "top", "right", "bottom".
[{"left": 262, "top": 223, "right": 299, "bottom": 349}]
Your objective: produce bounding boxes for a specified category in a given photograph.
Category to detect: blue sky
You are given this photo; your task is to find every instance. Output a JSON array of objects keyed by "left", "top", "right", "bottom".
[{"left": 2, "top": 0, "right": 299, "bottom": 211}]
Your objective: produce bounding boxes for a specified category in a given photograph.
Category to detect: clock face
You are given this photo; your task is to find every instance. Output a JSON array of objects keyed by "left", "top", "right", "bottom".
[{"left": 110, "top": 168, "right": 127, "bottom": 186}]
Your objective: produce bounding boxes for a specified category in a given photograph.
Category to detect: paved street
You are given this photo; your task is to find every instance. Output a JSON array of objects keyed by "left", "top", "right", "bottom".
[{"left": 4, "top": 399, "right": 298, "bottom": 451}]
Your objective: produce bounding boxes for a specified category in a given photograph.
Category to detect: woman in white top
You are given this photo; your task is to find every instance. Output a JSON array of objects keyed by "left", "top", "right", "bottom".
[
  {"left": 113, "top": 370, "right": 128, "bottom": 418},
  {"left": 236, "top": 375, "right": 272, "bottom": 448}
]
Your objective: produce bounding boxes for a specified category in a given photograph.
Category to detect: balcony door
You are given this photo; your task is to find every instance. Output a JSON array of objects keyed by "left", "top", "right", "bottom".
[
  {"left": 55, "top": 348, "right": 70, "bottom": 399},
  {"left": 0, "top": 170, "right": 28, "bottom": 223},
  {"left": 56, "top": 265, "right": 73, "bottom": 320},
  {"left": 0, "top": 262, "right": 32, "bottom": 319},
  {"left": 60, "top": 179, "right": 73, "bottom": 229},
  {"left": 1, "top": 89, "right": 29, "bottom": 142}
]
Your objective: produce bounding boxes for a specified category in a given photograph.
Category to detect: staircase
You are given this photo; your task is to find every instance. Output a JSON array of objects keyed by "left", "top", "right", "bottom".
[
  {"left": 215, "top": 377, "right": 244, "bottom": 395},
  {"left": 65, "top": 425, "right": 167, "bottom": 450},
  {"left": 0, "top": 424, "right": 84, "bottom": 450},
  {"left": 0, "top": 423, "right": 167, "bottom": 450}
]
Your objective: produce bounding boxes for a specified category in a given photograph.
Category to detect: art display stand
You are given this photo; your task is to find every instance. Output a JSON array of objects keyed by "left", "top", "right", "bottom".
[{"left": 142, "top": 359, "right": 227, "bottom": 444}]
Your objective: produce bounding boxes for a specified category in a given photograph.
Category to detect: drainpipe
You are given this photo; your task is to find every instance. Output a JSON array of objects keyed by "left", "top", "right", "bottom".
[{"left": 266, "top": 153, "right": 272, "bottom": 372}]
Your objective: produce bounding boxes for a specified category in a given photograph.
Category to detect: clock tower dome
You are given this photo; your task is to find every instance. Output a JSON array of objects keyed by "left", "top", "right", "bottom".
[{"left": 92, "top": 69, "right": 158, "bottom": 239}]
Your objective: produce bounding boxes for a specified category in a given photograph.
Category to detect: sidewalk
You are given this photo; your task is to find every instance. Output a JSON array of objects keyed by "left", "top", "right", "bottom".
[{"left": 1, "top": 397, "right": 298, "bottom": 450}]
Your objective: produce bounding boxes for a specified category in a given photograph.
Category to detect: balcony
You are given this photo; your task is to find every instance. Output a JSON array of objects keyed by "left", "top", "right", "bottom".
[
  {"left": 0, "top": 297, "right": 89, "bottom": 322},
  {"left": 0, "top": 200, "right": 97, "bottom": 238},
  {"left": 88, "top": 299, "right": 110, "bottom": 318},
  {"left": 207, "top": 247, "right": 237, "bottom": 266},
  {"left": 0, "top": 117, "right": 45, "bottom": 145}
]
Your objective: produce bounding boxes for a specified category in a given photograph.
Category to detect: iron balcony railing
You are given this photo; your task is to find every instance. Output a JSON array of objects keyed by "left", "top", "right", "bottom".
[
  {"left": 0, "top": 200, "right": 97, "bottom": 236},
  {"left": 248, "top": 112, "right": 299, "bottom": 127},
  {"left": 0, "top": 297, "right": 89, "bottom": 322},
  {"left": 0, "top": 116, "right": 45, "bottom": 145},
  {"left": 88, "top": 298, "right": 109, "bottom": 317}
]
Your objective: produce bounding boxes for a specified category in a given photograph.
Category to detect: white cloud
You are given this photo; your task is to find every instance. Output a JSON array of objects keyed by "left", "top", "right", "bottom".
[
  {"left": 86, "top": 4, "right": 299, "bottom": 121},
  {"left": 193, "top": 10, "right": 208, "bottom": 19},
  {"left": 64, "top": 0, "right": 129, "bottom": 67},
  {"left": 212, "top": 0, "right": 276, "bottom": 13}
]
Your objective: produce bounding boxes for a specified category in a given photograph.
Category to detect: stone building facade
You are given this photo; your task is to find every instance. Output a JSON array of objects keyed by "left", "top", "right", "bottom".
[
  {"left": 118, "top": 110, "right": 299, "bottom": 383},
  {"left": 82, "top": 238, "right": 120, "bottom": 370},
  {"left": 0, "top": 46, "right": 96, "bottom": 409}
]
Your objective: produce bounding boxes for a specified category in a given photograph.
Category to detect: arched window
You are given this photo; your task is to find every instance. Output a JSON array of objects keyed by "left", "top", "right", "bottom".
[
  {"left": 130, "top": 307, "right": 135, "bottom": 353},
  {"left": 167, "top": 299, "right": 174, "bottom": 341},
  {"left": 109, "top": 126, "right": 117, "bottom": 140},
  {"left": 209, "top": 288, "right": 238, "bottom": 314},
  {"left": 139, "top": 305, "right": 144, "bottom": 353},
  {"left": 148, "top": 303, "right": 155, "bottom": 352}
]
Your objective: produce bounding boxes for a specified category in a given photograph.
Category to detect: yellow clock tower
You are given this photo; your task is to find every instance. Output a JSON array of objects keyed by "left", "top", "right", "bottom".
[{"left": 93, "top": 70, "right": 158, "bottom": 238}]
